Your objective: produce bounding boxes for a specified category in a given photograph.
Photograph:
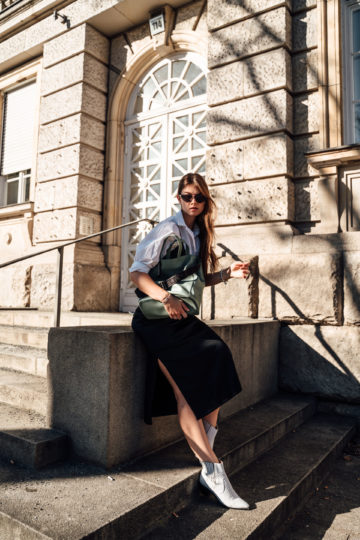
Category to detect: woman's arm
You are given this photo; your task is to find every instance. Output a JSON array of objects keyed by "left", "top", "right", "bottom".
[
  {"left": 205, "top": 262, "right": 250, "bottom": 287},
  {"left": 130, "top": 271, "right": 190, "bottom": 320}
]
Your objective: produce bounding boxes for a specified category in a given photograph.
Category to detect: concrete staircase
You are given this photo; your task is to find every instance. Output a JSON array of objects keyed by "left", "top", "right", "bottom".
[
  {"left": 0, "top": 310, "right": 133, "bottom": 470},
  {"left": 0, "top": 394, "right": 356, "bottom": 540},
  {"left": 0, "top": 310, "right": 357, "bottom": 539}
]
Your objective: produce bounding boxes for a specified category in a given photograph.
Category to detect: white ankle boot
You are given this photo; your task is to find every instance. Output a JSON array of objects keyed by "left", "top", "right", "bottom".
[
  {"left": 203, "top": 419, "right": 218, "bottom": 450},
  {"left": 199, "top": 461, "right": 249, "bottom": 510}
]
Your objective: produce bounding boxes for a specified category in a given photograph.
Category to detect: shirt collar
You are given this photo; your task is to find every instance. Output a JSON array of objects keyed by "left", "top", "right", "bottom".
[{"left": 174, "top": 210, "right": 200, "bottom": 237}]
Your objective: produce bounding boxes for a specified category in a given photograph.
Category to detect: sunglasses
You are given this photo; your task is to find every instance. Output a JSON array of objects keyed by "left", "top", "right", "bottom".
[{"left": 179, "top": 193, "right": 207, "bottom": 203}]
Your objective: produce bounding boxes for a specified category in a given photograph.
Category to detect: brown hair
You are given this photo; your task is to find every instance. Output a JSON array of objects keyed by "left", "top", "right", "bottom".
[{"left": 177, "top": 173, "right": 218, "bottom": 275}]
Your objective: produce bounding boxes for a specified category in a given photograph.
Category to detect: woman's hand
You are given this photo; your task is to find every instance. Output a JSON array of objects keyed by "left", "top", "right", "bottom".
[
  {"left": 229, "top": 261, "right": 250, "bottom": 280},
  {"left": 164, "top": 295, "right": 189, "bottom": 320}
]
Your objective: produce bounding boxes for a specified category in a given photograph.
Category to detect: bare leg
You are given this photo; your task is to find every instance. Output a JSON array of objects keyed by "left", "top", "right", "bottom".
[
  {"left": 202, "top": 408, "right": 219, "bottom": 428},
  {"left": 158, "top": 359, "right": 219, "bottom": 463}
]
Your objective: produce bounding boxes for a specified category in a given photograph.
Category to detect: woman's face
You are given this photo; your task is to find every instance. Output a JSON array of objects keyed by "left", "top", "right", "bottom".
[{"left": 177, "top": 183, "right": 206, "bottom": 219}]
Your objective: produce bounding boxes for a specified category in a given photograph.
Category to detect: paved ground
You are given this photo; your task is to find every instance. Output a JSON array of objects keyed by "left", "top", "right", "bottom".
[{"left": 279, "top": 436, "right": 360, "bottom": 540}]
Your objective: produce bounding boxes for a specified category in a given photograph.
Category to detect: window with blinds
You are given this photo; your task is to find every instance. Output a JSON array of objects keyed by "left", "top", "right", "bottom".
[{"left": 0, "top": 79, "right": 36, "bottom": 206}]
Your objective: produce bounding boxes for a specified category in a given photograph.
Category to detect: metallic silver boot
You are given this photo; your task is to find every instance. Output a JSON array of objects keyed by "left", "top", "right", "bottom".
[
  {"left": 203, "top": 419, "right": 218, "bottom": 450},
  {"left": 199, "top": 460, "right": 249, "bottom": 510}
]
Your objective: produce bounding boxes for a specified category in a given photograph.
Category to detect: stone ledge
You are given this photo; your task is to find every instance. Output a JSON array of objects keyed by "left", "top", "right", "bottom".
[
  {"left": 279, "top": 325, "right": 360, "bottom": 402},
  {"left": 259, "top": 252, "right": 342, "bottom": 324},
  {"left": 47, "top": 320, "right": 279, "bottom": 466}
]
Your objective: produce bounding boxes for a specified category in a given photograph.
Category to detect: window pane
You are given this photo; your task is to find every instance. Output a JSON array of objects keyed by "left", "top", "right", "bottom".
[
  {"left": 355, "top": 103, "right": 360, "bottom": 143},
  {"left": 153, "top": 65, "right": 168, "bottom": 84},
  {"left": 172, "top": 60, "right": 186, "bottom": 78},
  {"left": 25, "top": 176, "right": 30, "bottom": 201},
  {"left": 7, "top": 180, "right": 18, "bottom": 204},
  {"left": 185, "top": 63, "right": 202, "bottom": 84},
  {"left": 353, "top": 9, "right": 360, "bottom": 53},
  {"left": 354, "top": 56, "right": 360, "bottom": 100},
  {"left": 192, "top": 75, "right": 207, "bottom": 96}
]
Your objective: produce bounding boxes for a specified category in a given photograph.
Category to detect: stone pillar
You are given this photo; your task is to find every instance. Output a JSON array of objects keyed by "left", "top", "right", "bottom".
[
  {"left": 205, "top": 0, "right": 294, "bottom": 318},
  {"left": 33, "top": 24, "right": 111, "bottom": 311}
]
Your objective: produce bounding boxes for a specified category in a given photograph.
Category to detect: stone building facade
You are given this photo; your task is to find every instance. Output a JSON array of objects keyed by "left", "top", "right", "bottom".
[{"left": 0, "top": 0, "right": 359, "bottom": 409}]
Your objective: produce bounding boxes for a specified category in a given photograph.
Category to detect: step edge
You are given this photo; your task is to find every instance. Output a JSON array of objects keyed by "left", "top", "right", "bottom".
[{"left": 246, "top": 421, "right": 357, "bottom": 540}]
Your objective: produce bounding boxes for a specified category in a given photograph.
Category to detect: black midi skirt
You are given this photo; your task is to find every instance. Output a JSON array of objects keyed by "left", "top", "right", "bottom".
[{"left": 132, "top": 308, "right": 242, "bottom": 425}]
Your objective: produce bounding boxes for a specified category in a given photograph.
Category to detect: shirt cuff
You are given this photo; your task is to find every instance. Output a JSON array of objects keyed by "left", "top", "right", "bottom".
[{"left": 129, "top": 261, "right": 151, "bottom": 274}]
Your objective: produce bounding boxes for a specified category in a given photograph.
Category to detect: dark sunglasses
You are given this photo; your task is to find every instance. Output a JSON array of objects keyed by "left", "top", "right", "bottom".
[{"left": 179, "top": 193, "right": 207, "bottom": 203}]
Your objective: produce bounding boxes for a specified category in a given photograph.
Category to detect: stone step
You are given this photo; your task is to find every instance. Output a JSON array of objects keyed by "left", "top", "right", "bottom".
[
  {"left": 0, "top": 343, "right": 48, "bottom": 378},
  {"left": 0, "top": 402, "right": 68, "bottom": 469},
  {"left": 0, "top": 325, "right": 49, "bottom": 349},
  {"left": 0, "top": 368, "right": 47, "bottom": 415},
  {"left": 0, "top": 394, "right": 319, "bottom": 539},
  {"left": 0, "top": 309, "right": 133, "bottom": 328},
  {"left": 144, "top": 413, "right": 356, "bottom": 540}
]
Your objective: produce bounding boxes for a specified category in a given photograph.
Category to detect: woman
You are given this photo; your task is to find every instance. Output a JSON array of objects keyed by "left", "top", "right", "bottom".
[{"left": 130, "top": 172, "right": 250, "bottom": 510}]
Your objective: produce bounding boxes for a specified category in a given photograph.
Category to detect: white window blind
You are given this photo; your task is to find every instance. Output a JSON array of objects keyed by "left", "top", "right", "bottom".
[{"left": 1, "top": 80, "right": 36, "bottom": 176}]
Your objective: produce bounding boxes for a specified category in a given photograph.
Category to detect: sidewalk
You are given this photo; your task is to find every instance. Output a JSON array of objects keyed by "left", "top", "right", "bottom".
[{"left": 279, "top": 436, "right": 360, "bottom": 540}]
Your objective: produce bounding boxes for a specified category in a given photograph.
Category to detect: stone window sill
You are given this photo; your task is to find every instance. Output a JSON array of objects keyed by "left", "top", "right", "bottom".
[
  {"left": 306, "top": 144, "right": 360, "bottom": 172},
  {"left": 0, "top": 201, "right": 34, "bottom": 220}
]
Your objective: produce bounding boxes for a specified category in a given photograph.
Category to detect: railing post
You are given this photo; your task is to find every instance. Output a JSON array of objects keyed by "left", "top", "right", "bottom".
[{"left": 54, "top": 246, "right": 64, "bottom": 327}]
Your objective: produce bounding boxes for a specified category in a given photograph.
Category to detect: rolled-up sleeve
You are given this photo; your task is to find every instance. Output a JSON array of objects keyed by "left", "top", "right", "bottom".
[{"left": 129, "top": 221, "right": 179, "bottom": 274}]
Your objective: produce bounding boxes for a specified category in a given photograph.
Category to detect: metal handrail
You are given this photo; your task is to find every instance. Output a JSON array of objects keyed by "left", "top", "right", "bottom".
[{"left": 0, "top": 218, "right": 157, "bottom": 327}]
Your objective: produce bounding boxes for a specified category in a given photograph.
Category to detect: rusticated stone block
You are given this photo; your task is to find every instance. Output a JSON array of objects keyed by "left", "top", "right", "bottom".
[
  {"left": 40, "top": 83, "right": 106, "bottom": 124},
  {"left": 212, "top": 177, "right": 295, "bottom": 224},
  {"left": 207, "top": 0, "right": 291, "bottom": 31},
  {"left": 244, "top": 133, "right": 293, "bottom": 179},
  {"left": 294, "top": 179, "right": 320, "bottom": 222},
  {"left": 73, "top": 264, "right": 111, "bottom": 311},
  {"left": 293, "top": 91, "right": 320, "bottom": 135},
  {"left": 294, "top": 134, "right": 319, "bottom": 178},
  {"left": 202, "top": 255, "right": 259, "bottom": 319},
  {"left": 35, "top": 177, "right": 103, "bottom": 213},
  {"left": 344, "top": 252, "right": 360, "bottom": 325},
  {"left": 207, "top": 134, "right": 293, "bottom": 184},
  {"left": 39, "top": 114, "right": 105, "bottom": 153},
  {"left": 207, "top": 90, "right": 292, "bottom": 145},
  {"left": 42, "top": 53, "right": 108, "bottom": 96},
  {"left": 292, "top": 50, "right": 319, "bottom": 93},
  {"left": 206, "top": 141, "right": 244, "bottom": 184},
  {"left": 43, "top": 24, "right": 109, "bottom": 68},
  {"left": 37, "top": 144, "right": 104, "bottom": 182},
  {"left": 259, "top": 252, "right": 342, "bottom": 324},
  {"left": 33, "top": 209, "right": 77, "bottom": 243},
  {"left": 0, "top": 264, "right": 32, "bottom": 308},
  {"left": 30, "top": 263, "right": 74, "bottom": 310},
  {"left": 208, "top": 48, "right": 291, "bottom": 106},
  {"left": 279, "top": 325, "right": 360, "bottom": 402},
  {"left": 209, "top": 8, "right": 291, "bottom": 68},
  {"left": 244, "top": 48, "right": 292, "bottom": 95},
  {"left": 208, "top": 62, "right": 244, "bottom": 106},
  {"left": 293, "top": 7, "right": 318, "bottom": 52}
]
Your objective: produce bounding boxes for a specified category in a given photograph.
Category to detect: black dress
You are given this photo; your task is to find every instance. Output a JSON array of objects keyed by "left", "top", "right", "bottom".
[{"left": 132, "top": 308, "right": 242, "bottom": 425}]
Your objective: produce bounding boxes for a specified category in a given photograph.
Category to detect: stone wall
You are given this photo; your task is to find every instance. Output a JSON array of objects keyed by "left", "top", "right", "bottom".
[{"left": 205, "top": 0, "right": 360, "bottom": 414}]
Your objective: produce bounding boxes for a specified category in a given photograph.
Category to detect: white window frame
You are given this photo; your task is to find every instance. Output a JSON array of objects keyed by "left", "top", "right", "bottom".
[
  {"left": 342, "top": 0, "right": 360, "bottom": 144},
  {"left": 0, "top": 58, "right": 41, "bottom": 215}
]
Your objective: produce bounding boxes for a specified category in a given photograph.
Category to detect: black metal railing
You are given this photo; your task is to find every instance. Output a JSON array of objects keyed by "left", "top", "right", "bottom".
[{"left": 0, "top": 218, "right": 157, "bottom": 326}]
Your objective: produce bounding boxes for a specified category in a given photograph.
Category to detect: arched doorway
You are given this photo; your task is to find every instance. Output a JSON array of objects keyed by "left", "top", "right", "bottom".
[{"left": 120, "top": 51, "right": 207, "bottom": 311}]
